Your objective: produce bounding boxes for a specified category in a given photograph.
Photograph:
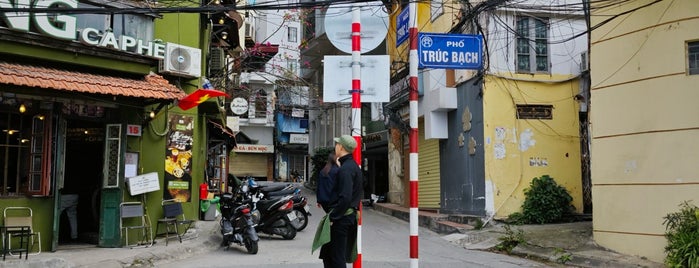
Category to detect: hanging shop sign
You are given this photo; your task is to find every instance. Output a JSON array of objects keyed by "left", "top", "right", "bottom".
[{"left": 0, "top": 0, "right": 166, "bottom": 59}]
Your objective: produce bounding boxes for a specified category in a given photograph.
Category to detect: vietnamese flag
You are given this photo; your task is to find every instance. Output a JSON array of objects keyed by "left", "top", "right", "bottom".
[{"left": 177, "top": 89, "right": 229, "bottom": 110}]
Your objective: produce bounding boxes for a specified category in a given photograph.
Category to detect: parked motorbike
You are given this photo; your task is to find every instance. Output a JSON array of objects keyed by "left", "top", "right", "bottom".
[
  {"left": 219, "top": 192, "right": 259, "bottom": 254},
  {"left": 246, "top": 178, "right": 310, "bottom": 231},
  {"left": 251, "top": 195, "right": 297, "bottom": 240}
]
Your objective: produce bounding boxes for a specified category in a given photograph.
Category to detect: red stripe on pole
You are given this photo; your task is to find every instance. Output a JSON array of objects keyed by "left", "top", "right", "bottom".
[
  {"left": 409, "top": 129, "right": 418, "bottom": 153},
  {"left": 352, "top": 137, "right": 362, "bottom": 165},
  {"left": 410, "top": 236, "right": 418, "bottom": 258},
  {"left": 409, "top": 28, "right": 418, "bottom": 50},
  {"left": 409, "top": 76, "right": 418, "bottom": 99},
  {"left": 352, "top": 23, "right": 360, "bottom": 50},
  {"left": 409, "top": 181, "right": 418, "bottom": 207}
]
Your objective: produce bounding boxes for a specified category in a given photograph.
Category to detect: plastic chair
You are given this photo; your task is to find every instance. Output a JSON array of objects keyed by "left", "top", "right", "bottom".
[
  {"left": 119, "top": 202, "right": 153, "bottom": 248},
  {"left": 155, "top": 199, "right": 194, "bottom": 245},
  {"left": 3, "top": 207, "right": 40, "bottom": 256}
]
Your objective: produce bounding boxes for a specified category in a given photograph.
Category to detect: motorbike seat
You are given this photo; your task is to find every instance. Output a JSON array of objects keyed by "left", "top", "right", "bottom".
[
  {"left": 266, "top": 188, "right": 296, "bottom": 197},
  {"left": 260, "top": 184, "right": 286, "bottom": 193},
  {"left": 257, "top": 197, "right": 283, "bottom": 212}
]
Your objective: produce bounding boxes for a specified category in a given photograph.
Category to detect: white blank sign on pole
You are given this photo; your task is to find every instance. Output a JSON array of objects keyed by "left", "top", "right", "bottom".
[{"left": 323, "top": 55, "right": 390, "bottom": 103}]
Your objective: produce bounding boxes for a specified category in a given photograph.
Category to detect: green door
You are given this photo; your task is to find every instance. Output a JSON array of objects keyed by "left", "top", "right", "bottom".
[
  {"left": 51, "top": 117, "right": 67, "bottom": 251},
  {"left": 98, "top": 124, "right": 124, "bottom": 247}
]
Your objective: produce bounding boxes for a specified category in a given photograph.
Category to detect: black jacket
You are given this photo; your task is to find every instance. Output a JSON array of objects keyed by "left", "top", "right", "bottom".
[{"left": 328, "top": 154, "right": 363, "bottom": 221}]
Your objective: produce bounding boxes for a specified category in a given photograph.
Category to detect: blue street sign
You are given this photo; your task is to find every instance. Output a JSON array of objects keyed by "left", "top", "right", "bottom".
[
  {"left": 396, "top": 7, "right": 409, "bottom": 46},
  {"left": 417, "top": 32, "right": 483, "bottom": 69}
]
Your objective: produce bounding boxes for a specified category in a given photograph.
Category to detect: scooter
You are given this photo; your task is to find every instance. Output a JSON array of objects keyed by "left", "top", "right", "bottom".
[
  {"left": 219, "top": 192, "right": 259, "bottom": 254},
  {"left": 245, "top": 178, "right": 310, "bottom": 231},
  {"left": 250, "top": 195, "right": 297, "bottom": 240}
]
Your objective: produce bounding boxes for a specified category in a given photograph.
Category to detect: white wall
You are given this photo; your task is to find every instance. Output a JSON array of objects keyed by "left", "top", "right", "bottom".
[
  {"left": 252, "top": 0, "right": 302, "bottom": 78},
  {"left": 486, "top": 7, "right": 587, "bottom": 75},
  {"left": 240, "top": 125, "right": 274, "bottom": 144}
]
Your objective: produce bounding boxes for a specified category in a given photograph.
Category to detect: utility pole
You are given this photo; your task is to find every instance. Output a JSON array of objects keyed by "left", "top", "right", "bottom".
[
  {"left": 408, "top": 2, "right": 419, "bottom": 268},
  {"left": 350, "top": 6, "right": 363, "bottom": 268}
]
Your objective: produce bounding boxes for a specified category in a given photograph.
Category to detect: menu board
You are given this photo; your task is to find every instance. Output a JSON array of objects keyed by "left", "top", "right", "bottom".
[{"left": 126, "top": 172, "right": 160, "bottom": 196}]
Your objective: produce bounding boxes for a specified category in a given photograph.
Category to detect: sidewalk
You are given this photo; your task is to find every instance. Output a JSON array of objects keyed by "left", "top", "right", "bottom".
[
  {"left": 0, "top": 219, "right": 222, "bottom": 268},
  {"left": 0, "top": 199, "right": 666, "bottom": 267},
  {"left": 373, "top": 202, "right": 664, "bottom": 268}
]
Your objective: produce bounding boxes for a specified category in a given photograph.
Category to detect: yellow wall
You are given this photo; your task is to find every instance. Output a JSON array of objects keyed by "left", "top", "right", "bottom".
[
  {"left": 387, "top": 2, "right": 433, "bottom": 76},
  {"left": 483, "top": 75, "right": 583, "bottom": 218},
  {"left": 590, "top": 0, "right": 699, "bottom": 262}
]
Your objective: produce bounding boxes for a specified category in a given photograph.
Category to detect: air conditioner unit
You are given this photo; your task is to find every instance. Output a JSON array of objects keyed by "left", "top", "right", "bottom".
[
  {"left": 245, "top": 22, "right": 254, "bottom": 39},
  {"left": 580, "top": 51, "right": 589, "bottom": 72},
  {"left": 210, "top": 47, "right": 225, "bottom": 73},
  {"left": 159, "top": 43, "right": 201, "bottom": 78}
]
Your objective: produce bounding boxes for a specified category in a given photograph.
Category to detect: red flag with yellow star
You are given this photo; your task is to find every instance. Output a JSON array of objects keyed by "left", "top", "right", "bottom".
[{"left": 177, "top": 89, "right": 229, "bottom": 110}]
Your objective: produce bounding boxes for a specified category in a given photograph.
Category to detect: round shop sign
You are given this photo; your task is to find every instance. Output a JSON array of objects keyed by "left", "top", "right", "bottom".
[{"left": 230, "top": 97, "right": 248, "bottom": 115}]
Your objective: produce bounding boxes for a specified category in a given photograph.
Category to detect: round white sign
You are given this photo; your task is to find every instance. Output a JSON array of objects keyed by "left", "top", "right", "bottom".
[
  {"left": 324, "top": 1, "right": 389, "bottom": 54},
  {"left": 230, "top": 97, "right": 248, "bottom": 115}
]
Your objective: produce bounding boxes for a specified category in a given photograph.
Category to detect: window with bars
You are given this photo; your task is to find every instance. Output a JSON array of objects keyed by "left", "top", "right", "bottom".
[
  {"left": 516, "top": 16, "right": 549, "bottom": 73},
  {"left": 0, "top": 107, "right": 52, "bottom": 197},
  {"left": 689, "top": 41, "right": 699, "bottom": 75}
]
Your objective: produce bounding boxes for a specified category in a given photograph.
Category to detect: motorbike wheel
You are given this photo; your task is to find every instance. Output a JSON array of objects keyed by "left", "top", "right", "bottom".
[
  {"left": 280, "top": 219, "right": 297, "bottom": 240},
  {"left": 291, "top": 208, "right": 308, "bottom": 231},
  {"left": 244, "top": 237, "right": 258, "bottom": 254}
]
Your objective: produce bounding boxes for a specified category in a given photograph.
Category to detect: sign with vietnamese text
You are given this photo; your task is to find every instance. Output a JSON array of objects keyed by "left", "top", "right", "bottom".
[
  {"left": 234, "top": 144, "right": 274, "bottom": 153},
  {"left": 417, "top": 33, "right": 482, "bottom": 69},
  {"left": 126, "top": 172, "right": 160, "bottom": 196},
  {"left": 0, "top": 0, "right": 166, "bottom": 59},
  {"left": 396, "top": 7, "right": 409, "bottom": 46}
]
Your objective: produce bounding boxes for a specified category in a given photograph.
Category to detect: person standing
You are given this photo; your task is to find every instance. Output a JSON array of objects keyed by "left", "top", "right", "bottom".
[
  {"left": 317, "top": 152, "right": 339, "bottom": 213},
  {"left": 320, "top": 135, "right": 363, "bottom": 268}
]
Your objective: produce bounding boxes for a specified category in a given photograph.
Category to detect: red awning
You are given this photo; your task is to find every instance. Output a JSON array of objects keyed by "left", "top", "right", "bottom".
[
  {"left": 0, "top": 61, "right": 185, "bottom": 100},
  {"left": 235, "top": 44, "right": 279, "bottom": 71}
]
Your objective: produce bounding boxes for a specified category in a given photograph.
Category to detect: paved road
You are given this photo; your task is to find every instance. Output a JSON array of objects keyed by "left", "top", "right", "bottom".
[{"left": 160, "top": 186, "right": 552, "bottom": 268}]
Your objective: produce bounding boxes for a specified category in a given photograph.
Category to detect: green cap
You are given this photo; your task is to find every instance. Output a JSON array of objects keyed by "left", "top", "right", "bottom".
[{"left": 334, "top": 135, "right": 357, "bottom": 152}]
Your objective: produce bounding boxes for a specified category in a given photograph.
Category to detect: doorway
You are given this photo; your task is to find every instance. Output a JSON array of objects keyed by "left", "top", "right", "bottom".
[{"left": 58, "top": 120, "right": 104, "bottom": 245}]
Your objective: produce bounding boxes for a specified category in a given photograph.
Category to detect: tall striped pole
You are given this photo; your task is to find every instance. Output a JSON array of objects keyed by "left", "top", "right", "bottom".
[
  {"left": 408, "top": 2, "right": 419, "bottom": 268},
  {"left": 350, "top": 6, "right": 363, "bottom": 268}
]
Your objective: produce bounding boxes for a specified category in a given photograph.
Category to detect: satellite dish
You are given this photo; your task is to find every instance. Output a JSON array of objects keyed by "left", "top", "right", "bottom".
[{"left": 324, "top": 1, "right": 389, "bottom": 54}]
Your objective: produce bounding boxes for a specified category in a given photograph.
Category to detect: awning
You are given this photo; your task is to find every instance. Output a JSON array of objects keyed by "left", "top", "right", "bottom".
[
  {"left": 235, "top": 44, "right": 279, "bottom": 71},
  {"left": 0, "top": 61, "right": 185, "bottom": 100},
  {"left": 208, "top": 119, "right": 237, "bottom": 149}
]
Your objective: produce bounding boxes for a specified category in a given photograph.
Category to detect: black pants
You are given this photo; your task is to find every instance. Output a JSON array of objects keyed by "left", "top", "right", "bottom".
[{"left": 320, "top": 213, "right": 356, "bottom": 268}]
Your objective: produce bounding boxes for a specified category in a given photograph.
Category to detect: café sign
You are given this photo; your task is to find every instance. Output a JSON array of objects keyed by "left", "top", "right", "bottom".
[{"left": 0, "top": 0, "right": 166, "bottom": 59}]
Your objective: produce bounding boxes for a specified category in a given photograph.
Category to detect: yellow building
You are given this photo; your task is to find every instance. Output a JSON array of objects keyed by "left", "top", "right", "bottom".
[
  {"left": 386, "top": 1, "right": 586, "bottom": 217},
  {"left": 590, "top": 0, "right": 699, "bottom": 262}
]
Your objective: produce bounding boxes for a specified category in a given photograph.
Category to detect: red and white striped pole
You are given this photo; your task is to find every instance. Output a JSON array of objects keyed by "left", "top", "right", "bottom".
[
  {"left": 351, "top": 6, "right": 363, "bottom": 268},
  {"left": 408, "top": 2, "right": 419, "bottom": 268}
]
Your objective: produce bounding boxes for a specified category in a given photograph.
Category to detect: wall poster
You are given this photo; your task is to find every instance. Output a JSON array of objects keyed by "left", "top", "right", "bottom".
[{"left": 164, "top": 114, "right": 194, "bottom": 202}]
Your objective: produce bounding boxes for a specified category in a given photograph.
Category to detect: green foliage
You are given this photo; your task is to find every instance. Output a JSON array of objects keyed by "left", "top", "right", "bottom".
[
  {"left": 309, "top": 147, "right": 334, "bottom": 188},
  {"left": 554, "top": 248, "right": 572, "bottom": 264},
  {"left": 473, "top": 218, "right": 484, "bottom": 230},
  {"left": 510, "top": 175, "right": 574, "bottom": 224},
  {"left": 495, "top": 224, "right": 525, "bottom": 253},
  {"left": 663, "top": 201, "right": 699, "bottom": 268}
]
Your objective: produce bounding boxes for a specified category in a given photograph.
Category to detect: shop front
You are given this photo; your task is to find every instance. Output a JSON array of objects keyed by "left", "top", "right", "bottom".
[{"left": 0, "top": 61, "right": 184, "bottom": 251}]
